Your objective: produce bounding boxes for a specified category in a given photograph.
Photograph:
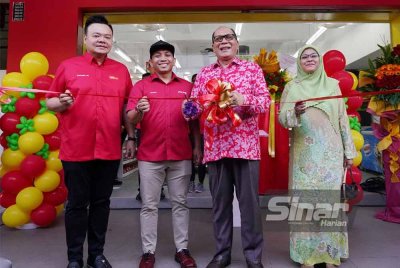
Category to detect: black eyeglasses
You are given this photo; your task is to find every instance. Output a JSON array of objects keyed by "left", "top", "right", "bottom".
[{"left": 213, "top": 33, "right": 237, "bottom": 43}]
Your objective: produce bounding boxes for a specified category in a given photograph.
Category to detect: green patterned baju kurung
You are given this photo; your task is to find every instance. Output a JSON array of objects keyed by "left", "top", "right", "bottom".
[
  {"left": 278, "top": 45, "right": 357, "bottom": 267},
  {"left": 279, "top": 95, "right": 356, "bottom": 266}
]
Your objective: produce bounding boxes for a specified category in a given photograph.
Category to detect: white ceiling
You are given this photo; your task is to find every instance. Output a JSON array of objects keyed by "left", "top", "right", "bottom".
[{"left": 108, "top": 22, "right": 390, "bottom": 81}]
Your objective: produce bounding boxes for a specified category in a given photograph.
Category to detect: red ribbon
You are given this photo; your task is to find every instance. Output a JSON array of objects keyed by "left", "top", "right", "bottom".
[
  {"left": 2, "top": 86, "right": 400, "bottom": 104},
  {"left": 279, "top": 88, "right": 400, "bottom": 104},
  {"left": 197, "top": 79, "right": 242, "bottom": 150},
  {"left": 198, "top": 78, "right": 242, "bottom": 127}
]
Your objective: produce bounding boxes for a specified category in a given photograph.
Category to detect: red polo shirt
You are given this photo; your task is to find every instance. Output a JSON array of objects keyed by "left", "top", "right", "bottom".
[
  {"left": 47, "top": 53, "right": 132, "bottom": 161},
  {"left": 127, "top": 73, "right": 192, "bottom": 161}
]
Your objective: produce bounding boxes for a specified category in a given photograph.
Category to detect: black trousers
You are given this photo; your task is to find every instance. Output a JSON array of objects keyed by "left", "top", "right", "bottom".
[
  {"left": 190, "top": 134, "right": 206, "bottom": 183},
  {"left": 62, "top": 160, "right": 120, "bottom": 262},
  {"left": 208, "top": 158, "right": 264, "bottom": 263},
  {"left": 190, "top": 162, "right": 207, "bottom": 184}
]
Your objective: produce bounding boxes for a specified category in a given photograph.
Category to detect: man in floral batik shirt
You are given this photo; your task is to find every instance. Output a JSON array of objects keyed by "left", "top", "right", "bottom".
[{"left": 190, "top": 26, "right": 270, "bottom": 268}]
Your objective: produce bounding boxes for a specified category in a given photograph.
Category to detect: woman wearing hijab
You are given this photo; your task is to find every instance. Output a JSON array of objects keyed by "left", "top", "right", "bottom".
[{"left": 279, "top": 46, "right": 357, "bottom": 268}]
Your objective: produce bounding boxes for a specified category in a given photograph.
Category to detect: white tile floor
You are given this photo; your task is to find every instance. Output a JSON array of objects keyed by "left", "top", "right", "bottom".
[
  {"left": 1, "top": 170, "right": 398, "bottom": 268},
  {"left": 1, "top": 207, "right": 399, "bottom": 268}
]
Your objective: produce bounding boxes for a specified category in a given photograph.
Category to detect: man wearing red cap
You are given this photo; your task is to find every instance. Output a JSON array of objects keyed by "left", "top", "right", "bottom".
[{"left": 127, "top": 40, "right": 201, "bottom": 268}]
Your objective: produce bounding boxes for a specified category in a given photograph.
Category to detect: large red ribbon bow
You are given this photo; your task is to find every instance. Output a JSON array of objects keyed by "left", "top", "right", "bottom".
[{"left": 199, "top": 78, "right": 242, "bottom": 127}]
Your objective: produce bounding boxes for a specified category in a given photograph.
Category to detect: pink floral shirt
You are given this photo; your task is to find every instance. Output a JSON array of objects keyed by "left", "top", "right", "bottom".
[{"left": 191, "top": 57, "right": 270, "bottom": 162}]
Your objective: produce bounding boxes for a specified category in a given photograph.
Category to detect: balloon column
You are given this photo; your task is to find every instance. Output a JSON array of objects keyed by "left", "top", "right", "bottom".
[
  {"left": 0, "top": 52, "right": 66, "bottom": 228},
  {"left": 323, "top": 50, "right": 364, "bottom": 205}
]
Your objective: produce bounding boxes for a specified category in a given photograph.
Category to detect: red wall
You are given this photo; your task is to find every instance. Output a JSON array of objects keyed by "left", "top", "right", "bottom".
[{"left": 7, "top": 0, "right": 400, "bottom": 73}]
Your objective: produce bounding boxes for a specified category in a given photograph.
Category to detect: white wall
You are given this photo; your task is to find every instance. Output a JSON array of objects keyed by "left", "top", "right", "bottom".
[{"left": 315, "top": 23, "right": 391, "bottom": 66}]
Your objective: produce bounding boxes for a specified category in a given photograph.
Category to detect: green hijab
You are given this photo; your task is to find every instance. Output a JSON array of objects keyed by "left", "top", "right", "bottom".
[{"left": 280, "top": 45, "right": 341, "bottom": 133}]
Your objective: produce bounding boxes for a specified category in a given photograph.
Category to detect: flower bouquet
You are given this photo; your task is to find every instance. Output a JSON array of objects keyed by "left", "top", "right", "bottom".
[
  {"left": 361, "top": 43, "right": 400, "bottom": 224},
  {"left": 360, "top": 44, "right": 400, "bottom": 111},
  {"left": 254, "top": 49, "right": 291, "bottom": 158},
  {"left": 254, "top": 48, "right": 291, "bottom": 100}
]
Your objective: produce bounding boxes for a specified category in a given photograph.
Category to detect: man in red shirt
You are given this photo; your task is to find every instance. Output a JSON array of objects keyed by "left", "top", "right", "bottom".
[
  {"left": 127, "top": 40, "right": 200, "bottom": 268},
  {"left": 190, "top": 26, "right": 269, "bottom": 268},
  {"left": 46, "top": 15, "right": 135, "bottom": 268}
]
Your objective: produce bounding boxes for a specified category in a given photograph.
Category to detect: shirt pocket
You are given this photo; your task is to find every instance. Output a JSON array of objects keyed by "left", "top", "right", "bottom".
[{"left": 67, "top": 74, "right": 95, "bottom": 99}]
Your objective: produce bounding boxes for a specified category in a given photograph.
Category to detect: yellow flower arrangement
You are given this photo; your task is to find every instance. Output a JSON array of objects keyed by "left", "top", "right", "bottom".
[
  {"left": 254, "top": 48, "right": 291, "bottom": 99},
  {"left": 254, "top": 48, "right": 292, "bottom": 157}
]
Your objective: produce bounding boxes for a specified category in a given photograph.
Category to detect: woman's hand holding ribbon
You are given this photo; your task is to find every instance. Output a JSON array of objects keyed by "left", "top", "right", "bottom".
[{"left": 294, "top": 101, "right": 306, "bottom": 116}]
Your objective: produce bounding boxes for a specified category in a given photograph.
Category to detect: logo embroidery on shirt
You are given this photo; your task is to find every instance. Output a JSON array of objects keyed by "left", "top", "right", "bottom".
[
  {"left": 149, "top": 91, "right": 158, "bottom": 94},
  {"left": 109, "top": 76, "right": 119, "bottom": 80},
  {"left": 76, "top": 74, "right": 89, "bottom": 77},
  {"left": 178, "top": 91, "right": 187, "bottom": 95}
]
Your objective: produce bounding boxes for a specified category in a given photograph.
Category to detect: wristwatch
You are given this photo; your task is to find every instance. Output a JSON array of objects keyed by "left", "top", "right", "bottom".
[{"left": 127, "top": 136, "right": 136, "bottom": 141}]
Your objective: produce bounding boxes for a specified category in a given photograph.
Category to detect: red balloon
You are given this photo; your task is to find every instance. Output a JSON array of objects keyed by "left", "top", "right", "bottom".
[
  {"left": 323, "top": 50, "right": 346, "bottom": 76},
  {"left": 346, "top": 167, "right": 362, "bottom": 184},
  {"left": 31, "top": 203, "right": 57, "bottom": 227},
  {"left": 43, "top": 130, "right": 61, "bottom": 150},
  {"left": 0, "top": 171, "right": 32, "bottom": 195},
  {"left": 346, "top": 91, "right": 363, "bottom": 112},
  {"left": 0, "top": 191, "right": 16, "bottom": 208},
  {"left": 0, "top": 113, "right": 21, "bottom": 135},
  {"left": 330, "top": 70, "right": 353, "bottom": 95},
  {"left": 348, "top": 112, "right": 361, "bottom": 122},
  {"left": 20, "top": 155, "right": 46, "bottom": 179},
  {"left": 43, "top": 186, "right": 68, "bottom": 206},
  {"left": 32, "top": 75, "right": 54, "bottom": 99},
  {"left": 0, "top": 133, "right": 8, "bottom": 148},
  {"left": 32, "top": 75, "right": 53, "bottom": 90},
  {"left": 15, "top": 97, "right": 41, "bottom": 118}
]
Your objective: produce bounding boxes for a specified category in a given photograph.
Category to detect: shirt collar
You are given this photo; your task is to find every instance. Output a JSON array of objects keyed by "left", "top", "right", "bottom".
[
  {"left": 150, "top": 72, "right": 180, "bottom": 82},
  {"left": 84, "top": 52, "right": 109, "bottom": 66},
  {"left": 212, "top": 57, "right": 241, "bottom": 68}
]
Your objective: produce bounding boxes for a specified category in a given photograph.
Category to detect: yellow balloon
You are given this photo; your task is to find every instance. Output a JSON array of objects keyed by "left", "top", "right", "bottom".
[
  {"left": 0, "top": 165, "right": 10, "bottom": 177},
  {"left": 2, "top": 204, "right": 30, "bottom": 228},
  {"left": 56, "top": 204, "right": 64, "bottom": 215},
  {"left": 1, "top": 72, "right": 31, "bottom": 98},
  {"left": 34, "top": 170, "right": 60, "bottom": 192},
  {"left": 46, "top": 150, "right": 63, "bottom": 172},
  {"left": 16, "top": 187, "right": 44, "bottom": 212},
  {"left": 18, "top": 132, "right": 45, "bottom": 155},
  {"left": 1, "top": 149, "right": 25, "bottom": 170},
  {"left": 20, "top": 52, "right": 49, "bottom": 81},
  {"left": 353, "top": 151, "right": 362, "bottom": 167},
  {"left": 351, "top": 130, "right": 364, "bottom": 151},
  {"left": 33, "top": 112, "right": 59, "bottom": 135},
  {"left": 348, "top": 71, "right": 358, "bottom": 90}
]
